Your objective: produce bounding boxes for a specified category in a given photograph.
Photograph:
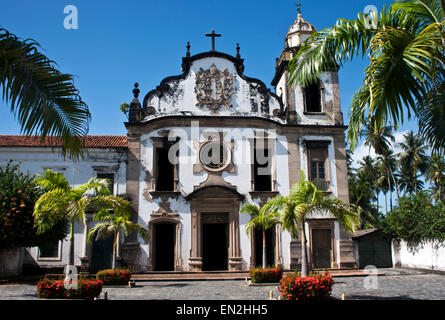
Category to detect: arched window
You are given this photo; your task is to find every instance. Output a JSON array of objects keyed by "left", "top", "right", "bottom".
[{"left": 303, "top": 80, "right": 322, "bottom": 113}]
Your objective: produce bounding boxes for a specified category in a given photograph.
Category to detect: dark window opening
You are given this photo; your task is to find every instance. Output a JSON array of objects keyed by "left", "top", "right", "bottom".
[
  {"left": 156, "top": 147, "right": 175, "bottom": 191},
  {"left": 304, "top": 81, "right": 322, "bottom": 113},
  {"left": 39, "top": 241, "right": 59, "bottom": 258},
  {"left": 253, "top": 146, "right": 272, "bottom": 192}
]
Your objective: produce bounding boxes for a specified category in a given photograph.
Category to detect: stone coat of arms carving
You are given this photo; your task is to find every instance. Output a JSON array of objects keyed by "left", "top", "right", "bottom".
[{"left": 194, "top": 64, "right": 234, "bottom": 113}]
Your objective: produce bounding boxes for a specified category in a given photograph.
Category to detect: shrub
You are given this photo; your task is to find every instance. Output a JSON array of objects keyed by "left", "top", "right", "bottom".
[
  {"left": 96, "top": 269, "right": 132, "bottom": 285},
  {"left": 250, "top": 267, "right": 283, "bottom": 283},
  {"left": 0, "top": 161, "right": 68, "bottom": 249},
  {"left": 278, "top": 272, "right": 333, "bottom": 300},
  {"left": 36, "top": 278, "right": 102, "bottom": 300}
]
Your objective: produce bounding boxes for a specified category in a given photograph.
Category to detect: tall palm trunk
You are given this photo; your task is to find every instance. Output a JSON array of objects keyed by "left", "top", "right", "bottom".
[
  {"left": 112, "top": 230, "right": 121, "bottom": 269},
  {"left": 262, "top": 229, "right": 267, "bottom": 269},
  {"left": 68, "top": 218, "right": 75, "bottom": 266},
  {"left": 301, "top": 226, "right": 309, "bottom": 277}
]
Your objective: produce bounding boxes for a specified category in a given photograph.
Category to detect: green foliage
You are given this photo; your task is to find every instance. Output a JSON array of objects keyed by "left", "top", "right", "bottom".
[
  {"left": 96, "top": 269, "right": 132, "bottom": 285},
  {"left": 288, "top": 1, "right": 445, "bottom": 153},
  {"left": 382, "top": 191, "right": 445, "bottom": 241},
  {"left": 249, "top": 267, "right": 283, "bottom": 283},
  {"left": 0, "top": 28, "right": 91, "bottom": 160},
  {"left": 0, "top": 161, "right": 68, "bottom": 249}
]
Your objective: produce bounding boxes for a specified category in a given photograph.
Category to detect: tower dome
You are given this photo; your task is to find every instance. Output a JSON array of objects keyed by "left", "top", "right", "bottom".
[{"left": 285, "top": 11, "right": 317, "bottom": 48}]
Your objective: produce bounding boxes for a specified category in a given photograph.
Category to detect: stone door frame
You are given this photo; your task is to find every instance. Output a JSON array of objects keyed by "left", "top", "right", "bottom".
[
  {"left": 148, "top": 216, "right": 181, "bottom": 272},
  {"left": 307, "top": 219, "right": 338, "bottom": 269},
  {"left": 188, "top": 189, "right": 243, "bottom": 272}
]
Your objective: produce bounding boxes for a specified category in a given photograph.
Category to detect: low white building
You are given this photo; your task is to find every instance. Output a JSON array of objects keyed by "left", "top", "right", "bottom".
[{"left": 0, "top": 11, "right": 356, "bottom": 273}]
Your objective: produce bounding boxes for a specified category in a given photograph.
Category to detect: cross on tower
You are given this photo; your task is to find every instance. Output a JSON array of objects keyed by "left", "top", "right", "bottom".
[
  {"left": 296, "top": 2, "right": 301, "bottom": 13},
  {"left": 205, "top": 30, "right": 221, "bottom": 52}
]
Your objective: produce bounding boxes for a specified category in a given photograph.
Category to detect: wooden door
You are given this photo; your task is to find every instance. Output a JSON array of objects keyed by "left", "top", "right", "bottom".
[{"left": 312, "top": 229, "right": 332, "bottom": 268}]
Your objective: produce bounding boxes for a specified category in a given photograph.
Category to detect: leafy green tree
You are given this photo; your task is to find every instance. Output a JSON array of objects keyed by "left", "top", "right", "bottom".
[
  {"left": 426, "top": 154, "right": 445, "bottom": 201},
  {"left": 33, "top": 170, "right": 131, "bottom": 266},
  {"left": 382, "top": 191, "right": 445, "bottom": 241},
  {"left": 288, "top": 0, "right": 445, "bottom": 153},
  {"left": 0, "top": 29, "right": 91, "bottom": 159},
  {"left": 0, "top": 161, "right": 68, "bottom": 249},
  {"left": 277, "top": 171, "right": 360, "bottom": 277},
  {"left": 87, "top": 209, "right": 149, "bottom": 269},
  {"left": 240, "top": 201, "right": 281, "bottom": 269}
]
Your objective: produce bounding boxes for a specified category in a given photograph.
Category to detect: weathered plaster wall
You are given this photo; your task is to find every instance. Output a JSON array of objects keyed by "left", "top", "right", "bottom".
[
  {"left": 0, "top": 147, "right": 127, "bottom": 268},
  {"left": 392, "top": 240, "right": 445, "bottom": 271}
]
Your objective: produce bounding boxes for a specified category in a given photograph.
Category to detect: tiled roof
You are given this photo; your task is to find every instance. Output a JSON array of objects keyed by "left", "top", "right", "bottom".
[
  {"left": 351, "top": 228, "right": 378, "bottom": 239},
  {"left": 0, "top": 135, "right": 128, "bottom": 148}
]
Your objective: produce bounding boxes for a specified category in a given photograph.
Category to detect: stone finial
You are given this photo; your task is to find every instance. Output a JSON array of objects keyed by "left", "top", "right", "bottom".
[
  {"left": 133, "top": 82, "right": 140, "bottom": 99},
  {"left": 129, "top": 82, "right": 142, "bottom": 122},
  {"left": 186, "top": 41, "right": 191, "bottom": 57},
  {"left": 236, "top": 43, "right": 240, "bottom": 59}
]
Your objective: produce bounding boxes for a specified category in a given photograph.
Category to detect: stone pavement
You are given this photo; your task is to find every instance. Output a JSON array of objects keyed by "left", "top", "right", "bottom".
[{"left": 0, "top": 268, "right": 445, "bottom": 300}]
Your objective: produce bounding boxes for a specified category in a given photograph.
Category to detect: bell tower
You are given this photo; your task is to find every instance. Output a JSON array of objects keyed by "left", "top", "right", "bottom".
[{"left": 271, "top": 5, "right": 344, "bottom": 125}]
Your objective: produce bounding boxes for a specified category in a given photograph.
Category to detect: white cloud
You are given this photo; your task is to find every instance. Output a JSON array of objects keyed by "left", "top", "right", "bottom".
[{"left": 350, "top": 130, "right": 409, "bottom": 169}]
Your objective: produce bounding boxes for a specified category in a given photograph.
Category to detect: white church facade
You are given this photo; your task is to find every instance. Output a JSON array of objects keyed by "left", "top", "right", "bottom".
[{"left": 0, "top": 12, "right": 356, "bottom": 273}]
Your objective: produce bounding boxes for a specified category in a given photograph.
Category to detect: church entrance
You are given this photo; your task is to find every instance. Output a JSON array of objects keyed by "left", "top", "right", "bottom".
[
  {"left": 311, "top": 229, "right": 332, "bottom": 268},
  {"left": 153, "top": 223, "right": 176, "bottom": 271},
  {"left": 91, "top": 232, "right": 113, "bottom": 273},
  {"left": 201, "top": 213, "right": 229, "bottom": 271}
]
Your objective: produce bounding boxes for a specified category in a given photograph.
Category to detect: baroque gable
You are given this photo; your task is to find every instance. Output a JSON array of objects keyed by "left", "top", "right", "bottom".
[{"left": 140, "top": 52, "right": 284, "bottom": 121}]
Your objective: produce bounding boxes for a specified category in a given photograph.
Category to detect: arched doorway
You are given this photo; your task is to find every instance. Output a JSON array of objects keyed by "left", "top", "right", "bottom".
[{"left": 187, "top": 186, "right": 244, "bottom": 272}]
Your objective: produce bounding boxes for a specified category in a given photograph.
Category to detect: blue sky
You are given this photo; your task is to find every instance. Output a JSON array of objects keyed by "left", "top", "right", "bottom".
[{"left": 1, "top": 0, "right": 418, "bottom": 136}]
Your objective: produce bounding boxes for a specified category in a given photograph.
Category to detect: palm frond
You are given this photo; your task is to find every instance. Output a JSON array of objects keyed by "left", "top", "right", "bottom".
[{"left": 0, "top": 28, "right": 91, "bottom": 160}]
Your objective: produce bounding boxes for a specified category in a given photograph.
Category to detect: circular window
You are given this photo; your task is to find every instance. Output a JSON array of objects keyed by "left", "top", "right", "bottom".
[{"left": 199, "top": 139, "right": 231, "bottom": 172}]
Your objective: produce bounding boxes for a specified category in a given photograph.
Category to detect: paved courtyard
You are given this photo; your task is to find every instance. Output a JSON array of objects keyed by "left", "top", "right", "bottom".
[{"left": 1, "top": 268, "right": 445, "bottom": 300}]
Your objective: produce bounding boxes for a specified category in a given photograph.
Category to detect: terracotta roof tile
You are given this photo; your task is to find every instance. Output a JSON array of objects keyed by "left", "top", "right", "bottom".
[{"left": 0, "top": 135, "right": 128, "bottom": 148}]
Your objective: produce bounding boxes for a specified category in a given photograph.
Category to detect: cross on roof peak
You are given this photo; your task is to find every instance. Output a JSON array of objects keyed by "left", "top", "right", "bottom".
[{"left": 205, "top": 30, "right": 221, "bottom": 52}]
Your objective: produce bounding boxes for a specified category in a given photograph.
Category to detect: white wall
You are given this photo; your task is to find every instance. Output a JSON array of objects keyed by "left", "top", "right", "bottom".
[
  {"left": 392, "top": 239, "right": 445, "bottom": 271},
  {"left": 0, "top": 146, "right": 127, "bottom": 268},
  {"left": 138, "top": 127, "right": 294, "bottom": 270}
]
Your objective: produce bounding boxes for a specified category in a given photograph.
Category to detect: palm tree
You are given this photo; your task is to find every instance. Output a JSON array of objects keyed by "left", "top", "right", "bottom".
[
  {"left": 87, "top": 209, "right": 149, "bottom": 269},
  {"left": 240, "top": 201, "right": 281, "bottom": 269},
  {"left": 277, "top": 171, "right": 360, "bottom": 277},
  {"left": 426, "top": 154, "right": 445, "bottom": 201},
  {"left": 0, "top": 29, "right": 91, "bottom": 159},
  {"left": 288, "top": 0, "right": 445, "bottom": 153},
  {"left": 349, "top": 169, "right": 379, "bottom": 228},
  {"left": 397, "top": 131, "right": 429, "bottom": 192},
  {"left": 362, "top": 121, "right": 395, "bottom": 156},
  {"left": 33, "top": 169, "right": 131, "bottom": 266},
  {"left": 377, "top": 148, "right": 400, "bottom": 211}
]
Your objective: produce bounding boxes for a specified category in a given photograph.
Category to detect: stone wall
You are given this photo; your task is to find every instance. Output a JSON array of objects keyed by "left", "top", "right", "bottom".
[
  {"left": 0, "top": 248, "right": 23, "bottom": 278},
  {"left": 392, "top": 239, "right": 445, "bottom": 271}
]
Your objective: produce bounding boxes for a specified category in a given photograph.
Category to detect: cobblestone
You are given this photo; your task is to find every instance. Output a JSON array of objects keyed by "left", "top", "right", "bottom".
[{"left": 0, "top": 268, "right": 444, "bottom": 300}]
